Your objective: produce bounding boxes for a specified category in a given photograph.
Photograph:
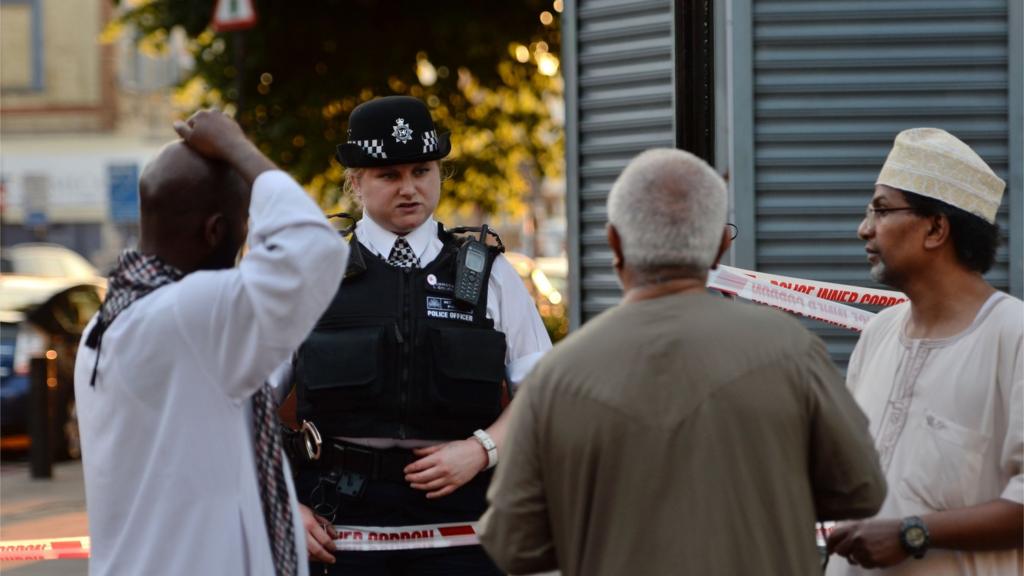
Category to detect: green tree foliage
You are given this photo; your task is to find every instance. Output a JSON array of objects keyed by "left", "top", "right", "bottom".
[{"left": 112, "top": 0, "right": 564, "bottom": 218}]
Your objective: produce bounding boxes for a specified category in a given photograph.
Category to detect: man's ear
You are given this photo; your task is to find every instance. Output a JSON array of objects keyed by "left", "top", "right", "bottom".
[
  {"left": 203, "top": 213, "right": 226, "bottom": 249},
  {"left": 607, "top": 223, "right": 623, "bottom": 270},
  {"left": 922, "top": 213, "right": 951, "bottom": 251},
  {"left": 710, "top": 226, "right": 732, "bottom": 270}
]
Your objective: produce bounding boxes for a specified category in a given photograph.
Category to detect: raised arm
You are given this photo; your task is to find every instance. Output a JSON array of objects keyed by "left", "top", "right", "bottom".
[{"left": 172, "top": 110, "right": 348, "bottom": 399}]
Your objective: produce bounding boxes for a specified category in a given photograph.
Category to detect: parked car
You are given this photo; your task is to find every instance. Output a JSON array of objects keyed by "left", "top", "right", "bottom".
[
  {"left": 1, "top": 244, "right": 105, "bottom": 460},
  {"left": 503, "top": 252, "right": 569, "bottom": 342},
  {"left": 2, "top": 243, "right": 103, "bottom": 281}
]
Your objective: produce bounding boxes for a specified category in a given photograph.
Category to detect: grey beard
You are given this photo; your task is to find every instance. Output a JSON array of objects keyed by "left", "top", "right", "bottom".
[
  {"left": 869, "top": 261, "right": 902, "bottom": 289},
  {"left": 869, "top": 262, "right": 886, "bottom": 284}
]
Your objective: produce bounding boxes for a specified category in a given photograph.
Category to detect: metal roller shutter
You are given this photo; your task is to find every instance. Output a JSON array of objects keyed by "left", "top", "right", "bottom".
[
  {"left": 566, "top": 0, "right": 676, "bottom": 324},
  {"left": 751, "top": 0, "right": 1012, "bottom": 368}
]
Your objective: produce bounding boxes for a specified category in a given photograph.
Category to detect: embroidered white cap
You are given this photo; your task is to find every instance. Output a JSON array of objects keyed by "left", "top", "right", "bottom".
[{"left": 876, "top": 128, "right": 1005, "bottom": 224}]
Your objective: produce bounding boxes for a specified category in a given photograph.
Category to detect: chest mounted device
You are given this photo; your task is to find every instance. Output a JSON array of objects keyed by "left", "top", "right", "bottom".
[{"left": 449, "top": 224, "right": 504, "bottom": 307}]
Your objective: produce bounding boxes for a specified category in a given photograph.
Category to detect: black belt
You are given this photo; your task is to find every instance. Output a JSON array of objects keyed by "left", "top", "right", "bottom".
[{"left": 307, "top": 439, "right": 418, "bottom": 482}]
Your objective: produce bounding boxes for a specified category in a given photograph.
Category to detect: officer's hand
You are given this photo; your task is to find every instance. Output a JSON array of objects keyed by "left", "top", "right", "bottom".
[
  {"left": 299, "top": 503, "right": 337, "bottom": 564},
  {"left": 405, "top": 439, "right": 488, "bottom": 499}
]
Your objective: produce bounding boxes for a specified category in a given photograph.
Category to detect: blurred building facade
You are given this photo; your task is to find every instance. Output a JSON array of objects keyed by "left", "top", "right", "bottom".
[
  {"left": 1, "top": 0, "right": 187, "bottom": 271},
  {"left": 563, "top": 0, "right": 1022, "bottom": 369}
]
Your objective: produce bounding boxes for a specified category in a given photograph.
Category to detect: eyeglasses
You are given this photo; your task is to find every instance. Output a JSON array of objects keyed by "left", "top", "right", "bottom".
[
  {"left": 864, "top": 206, "right": 914, "bottom": 222},
  {"left": 726, "top": 223, "right": 738, "bottom": 241}
]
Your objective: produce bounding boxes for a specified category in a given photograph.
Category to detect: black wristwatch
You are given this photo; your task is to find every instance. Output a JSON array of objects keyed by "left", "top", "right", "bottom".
[{"left": 899, "top": 516, "right": 930, "bottom": 559}]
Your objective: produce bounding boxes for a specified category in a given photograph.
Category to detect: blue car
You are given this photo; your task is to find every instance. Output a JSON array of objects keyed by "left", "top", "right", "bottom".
[{"left": 1, "top": 246, "right": 105, "bottom": 460}]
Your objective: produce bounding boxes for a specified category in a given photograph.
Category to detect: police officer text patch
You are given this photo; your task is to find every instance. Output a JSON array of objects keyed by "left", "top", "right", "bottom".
[{"left": 425, "top": 296, "right": 473, "bottom": 322}]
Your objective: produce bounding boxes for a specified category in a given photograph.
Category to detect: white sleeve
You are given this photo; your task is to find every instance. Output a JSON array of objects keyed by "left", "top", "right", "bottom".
[
  {"left": 268, "top": 359, "right": 295, "bottom": 406},
  {"left": 1000, "top": 324, "right": 1023, "bottom": 504},
  {"left": 174, "top": 170, "right": 348, "bottom": 401},
  {"left": 846, "top": 331, "right": 867, "bottom": 393},
  {"left": 486, "top": 255, "right": 552, "bottom": 391}
]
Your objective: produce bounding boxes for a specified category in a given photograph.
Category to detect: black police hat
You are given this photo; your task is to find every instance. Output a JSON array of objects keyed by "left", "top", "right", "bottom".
[{"left": 335, "top": 96, "right": 451, "bottom": 168}]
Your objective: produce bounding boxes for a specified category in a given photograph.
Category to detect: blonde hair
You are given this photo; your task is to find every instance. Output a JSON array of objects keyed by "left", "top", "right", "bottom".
[{"left": 342, "top": 167, "right": 365, "bottom": 203}]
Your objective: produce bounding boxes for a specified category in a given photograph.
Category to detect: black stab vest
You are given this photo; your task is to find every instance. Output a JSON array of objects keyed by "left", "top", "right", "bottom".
[{"left": 295, "top": 223, "right": 507, "bottom": 440}]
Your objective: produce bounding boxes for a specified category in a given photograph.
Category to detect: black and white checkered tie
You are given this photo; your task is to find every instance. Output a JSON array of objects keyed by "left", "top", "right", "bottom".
[
  {"left": 387, "top": 237, "right": 417, "bottom": 269},
  {"left": 253, "top": 383, "right": 298, "bottom": 576}
]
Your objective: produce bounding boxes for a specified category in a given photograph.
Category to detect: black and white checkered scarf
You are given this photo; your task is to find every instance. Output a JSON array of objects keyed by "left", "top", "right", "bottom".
[
  {"left": 84, "top": 250, "right": 183, "bottom": 386},
  {"left": 81, "top": 249, "right": 299, "bottom": 573}
]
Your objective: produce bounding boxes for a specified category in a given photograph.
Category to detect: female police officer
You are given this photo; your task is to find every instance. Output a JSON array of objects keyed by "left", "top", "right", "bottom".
[{"left": 292, "top": 95, "right": 551, "bottom": 575}]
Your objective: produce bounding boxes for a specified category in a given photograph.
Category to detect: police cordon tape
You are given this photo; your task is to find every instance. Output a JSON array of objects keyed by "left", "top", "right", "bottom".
[
  {"left": 0, "top": 537, "right": 90, "bottom": 561},
  {"left": 1, "top": 521, "right": 831, "bottom": 559},
  {"left": 707, "top": 265, "right": 907, "bottom": 332},
  {"left": 817, "top": 521, "right": 837, "bottom": 546},
  {"left": 717, "top": 265, "right": 908, "bottom": 307},
  {"left": 0, "top": 524, "right": 479, "bottom": 561},
  {"left": 331, "top": 522, "right": 479, "bottom": 552}
]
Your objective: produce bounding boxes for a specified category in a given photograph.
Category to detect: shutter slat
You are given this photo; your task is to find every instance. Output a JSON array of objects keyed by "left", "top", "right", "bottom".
[
  {"left": 577, "top": 0, "right": 674, "bottom": 320},
  {"left": 753, "top": 0, "right": 1011, "bottom": 370}
]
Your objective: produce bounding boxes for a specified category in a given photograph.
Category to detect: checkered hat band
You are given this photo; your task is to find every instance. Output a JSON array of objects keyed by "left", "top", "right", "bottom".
[
  {"left": 352, "top": 139, "right": 387, "bottom": 159},
  {"left": 422, "top": 130, "right": 438, "bottom": 154}
]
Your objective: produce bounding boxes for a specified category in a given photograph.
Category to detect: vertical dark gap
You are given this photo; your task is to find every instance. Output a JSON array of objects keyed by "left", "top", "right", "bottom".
[{"left": 675, "top": 0, "right": 715, "bottom": 164}]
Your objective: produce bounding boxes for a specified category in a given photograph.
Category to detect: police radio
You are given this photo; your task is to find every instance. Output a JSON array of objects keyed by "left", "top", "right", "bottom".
[{"left": 454, "top": 225, "right": 491, "bottom": 306}]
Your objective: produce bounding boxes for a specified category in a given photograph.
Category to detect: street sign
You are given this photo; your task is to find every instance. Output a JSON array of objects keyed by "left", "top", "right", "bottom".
[
  {"left": 108, "top": 164, "right": 140, "bottom": 223},
  {"left": 212, "top": 0, "right": 258, "bottom": 32}
]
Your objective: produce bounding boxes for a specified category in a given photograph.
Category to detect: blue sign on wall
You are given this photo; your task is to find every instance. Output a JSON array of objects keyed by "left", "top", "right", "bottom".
[
  {"left": 108, "top": 164, "right": 139, "bottom": 223},
  {"left": 25, "top": 211, "right": 46, "bottom": 227}
]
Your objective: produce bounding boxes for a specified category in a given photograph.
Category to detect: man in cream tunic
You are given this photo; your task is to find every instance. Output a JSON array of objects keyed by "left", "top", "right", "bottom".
[{"left": 826, "top": 128, "right": 1023, "bottom": 575}]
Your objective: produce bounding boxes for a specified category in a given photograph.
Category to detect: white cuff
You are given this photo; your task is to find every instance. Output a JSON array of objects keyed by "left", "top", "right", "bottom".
[
  {"left": 472, "top": 429, "right": 498, "bottom": 470},
  {"left": 506, "top": 350, "right": 547, "bottom": 393}
]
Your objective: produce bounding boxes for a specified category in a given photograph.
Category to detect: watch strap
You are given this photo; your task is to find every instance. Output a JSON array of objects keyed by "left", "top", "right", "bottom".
[
  {"left": 472, "top": 429, "right": 498, "bottom": 470},
  {"left": 899, "top": 515, "right": 930, "bottom": 559}
]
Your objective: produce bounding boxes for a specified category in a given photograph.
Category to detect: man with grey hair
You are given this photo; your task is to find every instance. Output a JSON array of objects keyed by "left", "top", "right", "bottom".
[{"left": 478, "top": 148, "right": 885, "bottom": 575}]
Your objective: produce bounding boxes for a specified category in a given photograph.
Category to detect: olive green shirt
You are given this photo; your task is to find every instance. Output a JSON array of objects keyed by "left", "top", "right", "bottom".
[{"left": 479, "top": 291, "right": 885, "bottom": 576}]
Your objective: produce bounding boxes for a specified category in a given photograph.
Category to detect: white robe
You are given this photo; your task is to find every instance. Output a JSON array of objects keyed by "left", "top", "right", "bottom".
[
  {"left": 827, "top": 292, "right": 1023, "bottom": 576},
  {"left": 75, "top": 170, "right": 348, "bottom": 576}
]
